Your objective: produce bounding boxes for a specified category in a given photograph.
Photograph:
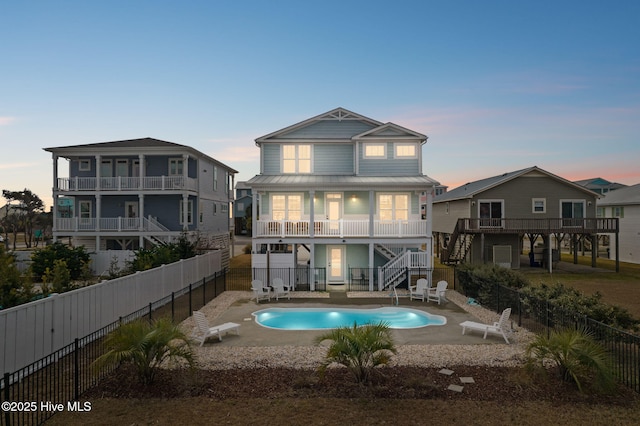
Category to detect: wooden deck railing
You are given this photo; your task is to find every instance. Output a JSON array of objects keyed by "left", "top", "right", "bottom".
[{"left": 455, "top": 218, "right": 619, "bottom": 234}]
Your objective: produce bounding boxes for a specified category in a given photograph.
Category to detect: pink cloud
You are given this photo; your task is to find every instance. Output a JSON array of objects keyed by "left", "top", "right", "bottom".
[{"left": 0, "top": 117, "right": 17, "bottom": 126}]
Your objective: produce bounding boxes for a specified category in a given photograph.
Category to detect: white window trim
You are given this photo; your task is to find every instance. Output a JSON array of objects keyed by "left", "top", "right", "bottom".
[
  {"left": 364, "top": 143, "right": 386, "bottom": 158},
  {"left": 116, "top": 159, "right": 129, "bottom": 177},
  {"left": 393, "top": 143, "right": 418, "bottom": 159},
  {"left": 377, "top": 193, "right": 410, "bottom": 221},
  {"left": 532, "top": 198, "right": 546, "bottom": 214},
  {"left": 271, "top": 193, "right": 304, "bottom": 220},
  {"left": 169, "top": 158, "right": 184, "bottom": 176},
  {"left": 281, "top": 144, "right": 312, "bottom": 174},
  {"left": 179, "top": 200, "right": 193, "bottom": 225},
  {"left": 559, "top": 199, "right": 586, "bottom": 218},
  {"left": 79, "top": 159, "right": 91, "bottom": 171}
]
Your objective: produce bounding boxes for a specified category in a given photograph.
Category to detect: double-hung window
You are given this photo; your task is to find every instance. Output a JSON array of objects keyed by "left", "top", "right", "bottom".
[
  {"left": 169, "top": 158, "right": 183, "bottom": 176},
  {"left": 378, "top": 194, "right": 409, "bottom": 221},
  {"left": 282, "top": 145, "right": 311, "bottom": 173},
  {"left": 532, "top": 198, "right": 546, "bottom": 213},
  {"left": 272, "top": 194, "right": 302, "bottom": 221}
]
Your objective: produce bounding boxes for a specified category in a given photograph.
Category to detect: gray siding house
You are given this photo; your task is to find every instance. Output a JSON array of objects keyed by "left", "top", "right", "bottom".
[
  {"left": 246, "top": 108, "right": 439, "bottom": 290},
  {"left": 432, "top": 166, "right": 620, "bottom": 271},
  {"left": 44, "top": 138, "right": 237, "bottom": 252}
]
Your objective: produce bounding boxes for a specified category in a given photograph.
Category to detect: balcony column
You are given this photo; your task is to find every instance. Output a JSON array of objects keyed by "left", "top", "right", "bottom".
[
  {"left": 51, "top": 154, "right": 58, "bottom": 233},
  {"left": 95, "top": 154, "right": 101, "bottom": 191},
  {"left": 368, "top": 242, "right": 374, "bottom": 291},
  {"left": 95, "top": 194, "right": 101, "bottom": 231},
  {"left": 182, "top": 194, "right": 189, "bottom": 231},
  {"left": 139, "top": 192, "right": 145, "bottom": 248},
  {"left": 309, "top": 242, "right": 315, "bottom": 291},
  {"left": 139, "top": 154, "right": 145, "bottom": 189},
  {"left": 369, "top": 190, "right": 375, "bottom": 237},
  {"left": 139, "top": 194, "right": 145, "bottom": 231},
  {"left": 182, "top": 154, "right": 189, "bottom": 184},
  {"left": 252, "top": 192, "right": 258, "bottom": 252},
  {"left": 95, "top": 194, "right": 102, "bottom": 250},
  {"left": 309, "top": 190, "right": 315, "bottom": 238}
]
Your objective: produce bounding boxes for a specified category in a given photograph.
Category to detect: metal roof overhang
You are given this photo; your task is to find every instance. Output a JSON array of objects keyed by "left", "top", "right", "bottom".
[{"left": 246, "top": 175, "right": 439, "bottom": 191}]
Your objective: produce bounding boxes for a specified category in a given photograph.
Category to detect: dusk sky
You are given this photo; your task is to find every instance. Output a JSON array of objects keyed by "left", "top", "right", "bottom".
[{"left": 2, "top": 1, "right": 639, "bottom": 209}]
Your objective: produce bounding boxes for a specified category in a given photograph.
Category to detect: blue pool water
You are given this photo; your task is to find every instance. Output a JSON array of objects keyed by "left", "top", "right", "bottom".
[{"left": 252, "top": 307, "right": 447, "bottom": 330}]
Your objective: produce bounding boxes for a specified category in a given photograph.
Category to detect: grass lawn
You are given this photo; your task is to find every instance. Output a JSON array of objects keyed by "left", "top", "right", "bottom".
[{"left": 528, "top": 253, "right": 640, "bottom": 319}]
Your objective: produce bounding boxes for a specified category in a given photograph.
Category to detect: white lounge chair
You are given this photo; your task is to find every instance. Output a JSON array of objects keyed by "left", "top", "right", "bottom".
[
  {"left": 271, "top": 277, "right": 291, "bottom": 300},
  {"left": 426, "top": 280, "right": 448, "bottom": 304},
  {"left": 409, "top": 278, "right": 430, "bottom": 301},
  {"left": 192, "top": 311, "right": 240, "bottom": 346},
  {"left": 460, "top": 307, "right": 512, "bottom": 344},
  {"left": 251, "top": 279, "right": 271, "bottom": 303}
]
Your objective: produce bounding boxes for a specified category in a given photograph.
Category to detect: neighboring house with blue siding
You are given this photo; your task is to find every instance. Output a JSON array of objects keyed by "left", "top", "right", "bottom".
[
  {"left": 234, "top": 181, "right": 252, "bottom": 235},
  {"left": 44, "top": 138, "right": 237, "bottom": 252},
  {"left": 246, "top": 107, "right": 439, "bottom": 290}
]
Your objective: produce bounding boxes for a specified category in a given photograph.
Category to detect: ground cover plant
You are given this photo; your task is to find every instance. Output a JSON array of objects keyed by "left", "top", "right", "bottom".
[{"left": 47, "top": 364, "right": 640, "bottom": 425}]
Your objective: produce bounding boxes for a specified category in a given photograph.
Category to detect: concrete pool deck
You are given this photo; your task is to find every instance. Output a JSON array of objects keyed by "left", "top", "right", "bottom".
[{"left": 186, "top": 289, "right": 532, "bottom": 344}]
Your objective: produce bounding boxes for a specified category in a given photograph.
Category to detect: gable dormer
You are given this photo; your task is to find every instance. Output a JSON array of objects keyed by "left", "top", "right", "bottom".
[{"left": 353, "top": 123, "right": 427, "bottom": 176}]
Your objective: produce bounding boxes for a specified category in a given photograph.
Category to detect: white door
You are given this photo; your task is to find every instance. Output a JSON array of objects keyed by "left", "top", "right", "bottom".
[
  {"left": 328, "top": 245, "right": 345, "bottom": 283},
  {"left": 326, "top": 193, "right": 342, "bottom": 233}
]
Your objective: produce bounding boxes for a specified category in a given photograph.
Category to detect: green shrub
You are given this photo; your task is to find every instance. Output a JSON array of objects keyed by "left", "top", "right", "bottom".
[
  {"left": 41, "top": 259, "right": 73, "bottom": 294},
  {"left": 30, "top": 242, "right": 91, "bottom": 281},
  {"left": 314, "top": 322, "right": 397, "bottom": 384},
  {"left": 526, "top": 326, "right": 617, "bottom": 394},
  {"left": 126, "top": 234, "right": 198, "bottom": 273},
  {"left": 456, "top": 263, "right": 527, "bottom": 309},
  {"left": 0, "top": 246, "right": 35, "bottom": 308},
  {"left": 521, "top": 283, "right": 639, "bottom": 332}
]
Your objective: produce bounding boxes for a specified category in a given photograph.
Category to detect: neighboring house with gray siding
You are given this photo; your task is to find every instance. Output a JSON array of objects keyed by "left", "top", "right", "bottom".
[
  {"left": 247, "top": 107, "right": 439, "bottom": 290},
  {"left": 44, "top": 138, "right": 237, "bottom": 252},
  {"left": 598, "top": 183, "right": 640, "bottom": 264},
  {"left": 432, "top": 166, "right": 620, "bottom": 271}
]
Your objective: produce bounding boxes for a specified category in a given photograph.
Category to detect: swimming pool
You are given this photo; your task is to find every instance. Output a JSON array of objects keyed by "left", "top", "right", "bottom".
[{"left": 252, "top": 307, "right": 447, "bottom": 330}]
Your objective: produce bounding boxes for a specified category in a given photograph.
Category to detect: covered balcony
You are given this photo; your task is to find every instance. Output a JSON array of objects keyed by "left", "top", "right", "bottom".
[
  {"left": 255, "top": 218, "right": 428, "bottom": 238},
  {"left": 55, "top": 216, "right": 170, "bottom": 232},
  {"left": 56, "top": 175, "right": 198, "bottom": 192}
]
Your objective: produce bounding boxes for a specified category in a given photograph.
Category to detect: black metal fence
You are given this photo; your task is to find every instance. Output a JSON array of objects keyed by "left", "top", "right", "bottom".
[
  {"left": 225, "top": 267, "right": 327, "bottom": 292},
  {"left": 3, "top": 266, "right": 640, "bottom": 426},
  {"left": 473, "top": 283, "right": 640, "bottom": 393},
  {"left": 347, "top": 266, "right": 456, "bottom": 292},
  {"left": 1, "top": 270, "right": 226, "bottom": 426}
]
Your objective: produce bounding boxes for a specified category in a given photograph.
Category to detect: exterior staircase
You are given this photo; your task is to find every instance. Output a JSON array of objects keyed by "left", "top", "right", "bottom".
[
  {"left": 440, "top": 221, "right": 474, "bottom": 265},
  {"left": 378, "top": 250, "right": 430, "bottom": 291}
]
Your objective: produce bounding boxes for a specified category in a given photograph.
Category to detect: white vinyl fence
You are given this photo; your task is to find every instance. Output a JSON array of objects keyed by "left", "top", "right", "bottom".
[{"left": 0, "top": 251, "right": 222, "bottom": 374}]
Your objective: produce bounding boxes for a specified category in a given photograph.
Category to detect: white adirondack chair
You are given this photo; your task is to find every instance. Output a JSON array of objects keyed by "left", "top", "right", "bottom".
[{"left": 409, "top": 278, "right": 430, "bottom": 301}]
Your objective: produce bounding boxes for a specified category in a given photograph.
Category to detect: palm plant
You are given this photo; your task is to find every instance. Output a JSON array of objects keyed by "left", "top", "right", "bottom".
[
  {"left": 93, "top": 317, "right": 196, "bottom": 384},
  {"left": 314, "top": 321, "right": 397, "bottom": 384},
  {"left": 526, "top": 326, "right": 616, "bottom": 393}
]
